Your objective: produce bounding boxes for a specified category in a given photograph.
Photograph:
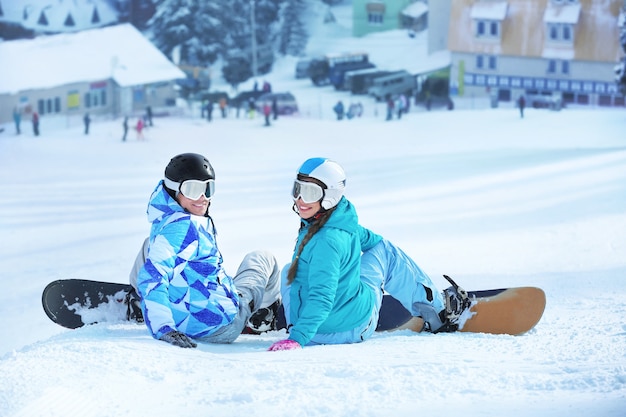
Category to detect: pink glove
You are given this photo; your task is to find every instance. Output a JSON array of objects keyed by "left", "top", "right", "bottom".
[{"left": 268, "top": 339, "right": 302, "bottom": 351}]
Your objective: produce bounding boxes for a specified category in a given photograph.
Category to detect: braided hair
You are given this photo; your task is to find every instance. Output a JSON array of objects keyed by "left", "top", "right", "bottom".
[{"left": 286, "top": 206, "right": 336, "bottom": 285}]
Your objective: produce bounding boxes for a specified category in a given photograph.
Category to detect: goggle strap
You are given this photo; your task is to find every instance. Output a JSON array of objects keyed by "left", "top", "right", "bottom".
[{"left": 163, "top": 177, "right": 181, "bottom": 192}]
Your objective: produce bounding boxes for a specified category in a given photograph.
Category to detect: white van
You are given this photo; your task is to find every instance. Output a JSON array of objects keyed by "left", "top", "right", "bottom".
[{"left": 367, "top": 70, "right": 417, "bottom": 101}]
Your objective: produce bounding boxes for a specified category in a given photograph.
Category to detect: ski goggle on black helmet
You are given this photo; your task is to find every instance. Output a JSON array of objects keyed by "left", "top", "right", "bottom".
[
  {"left": 164, "top": 153, "right": 216, "bottom": 200},
  {"left": 293, "top": 157, "right": 346, "bottom": 210}
]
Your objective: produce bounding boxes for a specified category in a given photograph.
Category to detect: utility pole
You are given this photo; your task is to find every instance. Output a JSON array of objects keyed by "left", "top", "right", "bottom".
[{"left": 250, "top": 0, "right": 258, "bottom": 78}]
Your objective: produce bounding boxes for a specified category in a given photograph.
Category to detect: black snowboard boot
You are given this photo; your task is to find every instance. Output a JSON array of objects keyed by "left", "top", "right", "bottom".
[
  {"left": 246, "top": 300, "right": 281, "bottom": 334},
  {"left": 437, "top": 275, "right": 472, "bottom": 333},
  {"left": 125, "top": 288, "right": 144, "bottom": 323}
]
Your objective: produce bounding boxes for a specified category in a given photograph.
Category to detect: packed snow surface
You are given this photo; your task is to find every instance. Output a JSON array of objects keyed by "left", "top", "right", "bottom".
[{"left": 1, "top": 2, "right": 625, "bottom": 415}]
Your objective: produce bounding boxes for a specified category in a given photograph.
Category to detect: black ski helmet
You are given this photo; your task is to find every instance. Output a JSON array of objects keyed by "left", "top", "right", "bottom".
[{"left": 164, "top": 153, "right": 215, "bottom": 191}]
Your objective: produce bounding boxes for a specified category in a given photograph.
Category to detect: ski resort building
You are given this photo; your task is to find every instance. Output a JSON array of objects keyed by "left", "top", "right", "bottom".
[
  {"left": 448, "top": 0, "right": 625, "bottom": 108},
  {"left": 0, "top": 23, "right": 185, "bottom": 125},
  {"left": 353, "top": 0, "right": 429, "bottom": 37}
]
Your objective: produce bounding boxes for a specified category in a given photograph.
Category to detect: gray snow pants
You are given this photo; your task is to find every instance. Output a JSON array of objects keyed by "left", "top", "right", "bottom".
[{"left": 129, "top": 238, "right": 281, "bottom": 343}]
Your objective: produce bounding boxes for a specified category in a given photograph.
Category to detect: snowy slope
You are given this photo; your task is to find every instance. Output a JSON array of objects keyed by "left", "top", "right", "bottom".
[{"left": 1, "top": 109, "right": 625, "bottom": 417}]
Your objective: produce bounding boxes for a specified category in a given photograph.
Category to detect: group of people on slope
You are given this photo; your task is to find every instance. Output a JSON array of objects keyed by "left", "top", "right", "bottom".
[{"left": 127, "top": 153, "right": 472, "bottom": 351}]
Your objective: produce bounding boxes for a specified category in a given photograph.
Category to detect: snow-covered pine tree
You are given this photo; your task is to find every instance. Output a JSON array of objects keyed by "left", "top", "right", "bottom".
[
  {"left": 150, "top": 0, "right": 226, "bottom": 66},
  {"left": 278, "top": 0, "right": 309, "bottom": 56},
  {"left": 149, "top": 0, "right": 195, "bottom": 62},
  {"left": 190, "top": 1, "right": 227, "bottom": 64},
  {"left": 221, "top": 0, "right": 282, "bottom": 87},
  {"left": 615, "top": 8, "right": 626, "bottom": 95}
]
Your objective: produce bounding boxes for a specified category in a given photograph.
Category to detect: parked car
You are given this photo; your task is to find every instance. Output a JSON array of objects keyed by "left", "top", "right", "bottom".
[
  {"left": 255, "top": 92, "right": 299, "bottom": 115},
  {"left": 231, "top": 90, "right": 266, "bottom": 109},
  {"left": 526, "top": 90, "right": 563, "bottom": 110},
  {"left": 200, "top": 91, "right": 229, "bottom": 104}
]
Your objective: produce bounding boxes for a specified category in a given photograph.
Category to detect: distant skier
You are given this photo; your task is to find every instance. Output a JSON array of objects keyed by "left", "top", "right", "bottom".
[
  {"left": 146, "top": 106, "right": 153, "bottom": 126},
  {"left": 136, "top": 118, "right": 144, "bottom": 140},
  {"left": 122, "top": 116, "right": 129, "bottom": 141},
  {"left": 518, "top": 95, "right": 526, "bottom": 119},
  {"left": 333, "top": 100, "right": 344, "bottom": 120},
  {"left": 263, "top": 102, "right": 272, "bottom": 126},
  {"left": 386, "top": 95, "right": 394, "bottom": 121},
  {"left": 83, "top": 112, "right": 91, "bottom": 135},
  {"left": 13, "top": 106, "right": 21, "bottom": 135},
  {"left": 32, "top": 111, "right": 40, "bottom": 136}
]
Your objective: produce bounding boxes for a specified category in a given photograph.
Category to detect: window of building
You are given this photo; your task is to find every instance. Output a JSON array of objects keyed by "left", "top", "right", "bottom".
[
  {"left": 366, "top": 2, "right": 385, "bottom": 26},
  {"left": 91, "top": 7, "right": 100, "bottom": 24},
  {"left": 547, "top": 60, "right": 570, "bottom": 75},
  {"left": 563, "top": 25, "right": 571, "bottom": 41},
  {"left": 549, "top": 25, "right": 558, "bottom": 40},
  {"left": 476, "top": 55, "right": 484, "bottom": 69},
  {"left": 64, "top": 13, "right": 75, "bottom": 27},
  {"left": 473, "top": 54, "right": 497, "bottom": 71},
  {"left": 475, "top": 19, "right": 501, "bottom": 39},
  {"left": 368, "top": 12, "right": 383, "bottom": 25},
  {"left": 37, "top": 97, "right": 62, "bottom": 115},
  {"left": 490, "top": 21, "right": 498, "bottom": 36},
  {"left": 85, "top": 83, "right": 107, "bottom": 109},
  {"left": 37, "top": 11, "right": 48, "bottom": 25},
  {"left": 547, "top": 23, "right": 574, "bottom": 43},
  {"left": 477, "top": 21, "right": 485, "bottom": 36}
]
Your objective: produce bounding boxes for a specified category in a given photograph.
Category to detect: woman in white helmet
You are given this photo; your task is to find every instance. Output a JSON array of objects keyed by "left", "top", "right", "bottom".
[{"left": 268, "top": 157, "right": 470, "bottom": 351}]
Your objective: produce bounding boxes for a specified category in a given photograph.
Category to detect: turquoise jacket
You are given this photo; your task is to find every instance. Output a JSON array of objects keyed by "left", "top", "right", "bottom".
[{"left": 287, "top": 196, "right": 382, "bottom": 346}]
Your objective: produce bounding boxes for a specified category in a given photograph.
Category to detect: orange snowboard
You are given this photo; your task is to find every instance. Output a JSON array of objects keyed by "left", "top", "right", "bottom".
[{"left": 458, "top": 287, "right": 546, "bottom": 335}]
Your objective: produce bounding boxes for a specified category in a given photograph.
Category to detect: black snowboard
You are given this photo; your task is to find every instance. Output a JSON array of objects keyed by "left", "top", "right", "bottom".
[{"left": 42, "top": 279, "right": 507, "bottom": 331}]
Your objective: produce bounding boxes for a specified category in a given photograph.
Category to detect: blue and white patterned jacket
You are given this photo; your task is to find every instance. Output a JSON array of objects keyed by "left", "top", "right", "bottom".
[{"left": 137, "top": 182, "right": 240, "bottom": 340}]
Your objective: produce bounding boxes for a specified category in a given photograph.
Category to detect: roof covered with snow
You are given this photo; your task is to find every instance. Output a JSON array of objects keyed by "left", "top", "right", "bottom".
[
  {"left": 402, "top": 2, "right": 428, "bottom": 19},
  {"left": 470, "top": 1, "right": 509, "bottom": 21},
  {"left": 0, "top": 0, "right": 119, "bottom": 33},
  {"left": 543, "top": 2, "right": 582, "bottom": 24},
  {"left": 0, "top": 23, "right": 186, "bottom": 95}
]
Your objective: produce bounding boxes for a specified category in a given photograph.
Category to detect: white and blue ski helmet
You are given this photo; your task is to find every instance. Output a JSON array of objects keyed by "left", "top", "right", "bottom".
[{"left": 297, "top": 157, "right": 346, "bottom": 210}]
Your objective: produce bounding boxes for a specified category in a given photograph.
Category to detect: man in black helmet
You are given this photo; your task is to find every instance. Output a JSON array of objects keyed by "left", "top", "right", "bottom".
[{"left": 128, "top": 153, "right": 281, "bottom": 348}]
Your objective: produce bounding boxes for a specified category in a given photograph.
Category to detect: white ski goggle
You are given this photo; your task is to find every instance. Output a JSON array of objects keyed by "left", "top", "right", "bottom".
[
  {"left": 292, "top": 180, "right": 324, "bottom": 204},
  {"left": 165, "top": 178, "right": 215, "bottom": 200}
]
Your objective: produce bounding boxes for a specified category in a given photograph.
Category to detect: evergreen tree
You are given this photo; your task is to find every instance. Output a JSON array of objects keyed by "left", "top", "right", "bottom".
[
  {"left": 616, "top": 9, "right": 626, "bottom": 95},
  {"left": 190, "top": 2, "right": 226, "bottom": 64},
  {"left": 149, "top": 0, "right": 226, "bottom": 66},
  {"left": 149, "top": 0, "right": 195, "bottom": 62},
  {"left": 278, "top": 0, "right": 309, "bottom": 56},
  {"left": 221, "top": 0, "right": 282, "bottom": 87}
]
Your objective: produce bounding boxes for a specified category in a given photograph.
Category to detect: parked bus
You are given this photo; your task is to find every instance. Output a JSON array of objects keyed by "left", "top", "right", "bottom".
[{"left": 367, "top": 70, "right": 417, "bottom": 101}]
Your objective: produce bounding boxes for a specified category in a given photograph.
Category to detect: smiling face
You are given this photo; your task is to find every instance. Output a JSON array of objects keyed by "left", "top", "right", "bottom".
[
  {"left": 177, "top": 194, "right": 210, "bottom": 216},
  {"left": 295, "top": 197, "right": 322, "bottom": 220}
]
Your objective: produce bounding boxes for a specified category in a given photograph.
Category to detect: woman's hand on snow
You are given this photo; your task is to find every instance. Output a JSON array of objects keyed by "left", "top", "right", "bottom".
[{"left": 268, "top": 339, "right": 302, "bottom": 351}]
